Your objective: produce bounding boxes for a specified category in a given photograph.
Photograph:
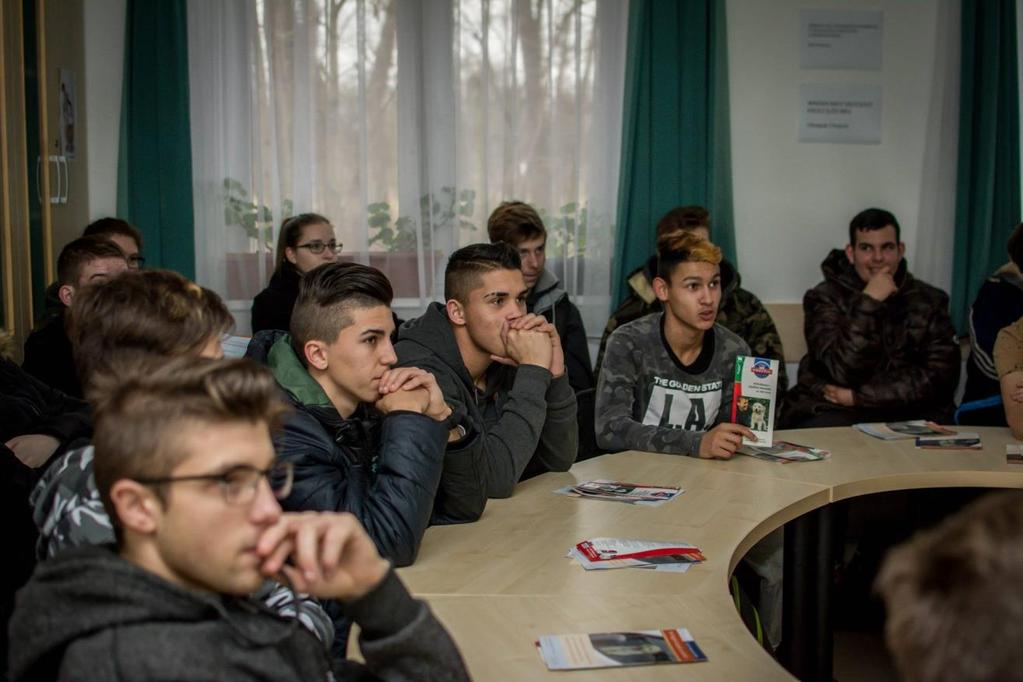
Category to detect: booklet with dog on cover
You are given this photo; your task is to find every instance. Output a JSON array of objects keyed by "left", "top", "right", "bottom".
[
  {"left": 536, "top": 628, "right": 707, "bottom": 670},
  {"left": 731, "top": 356, "right": 780, "bottom": 446}
]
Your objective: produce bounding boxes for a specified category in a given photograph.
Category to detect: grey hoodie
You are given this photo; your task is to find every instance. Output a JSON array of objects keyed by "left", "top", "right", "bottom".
[
  {"left": 8, "top": 545, "right": 470, "bottom": 682},
  {"left": 395, "top": 303, "right": 578, "bottom": 512}
]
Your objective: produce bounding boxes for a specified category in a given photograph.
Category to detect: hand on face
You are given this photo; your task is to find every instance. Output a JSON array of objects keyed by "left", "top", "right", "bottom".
[
  {"left": 4, "top": 434, "right": 60, "bottom": 468},
  {"left": 256, "top": 511, "right": 390, "bottom": 601},
  {"left": 494, "top": 313, "right": 553, "bottom": 370},
  {"left": 698, "top": 422, "right": 755, "bottom": 459},
  {"left": 862, "top": 268, "right": 898, "bottom": 302},
  {"left": 376, "top": 366, "right": 452, "bottom": 422}
]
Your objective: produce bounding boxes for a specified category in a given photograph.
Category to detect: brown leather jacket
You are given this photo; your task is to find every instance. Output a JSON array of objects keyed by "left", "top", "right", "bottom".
[{"left": 782, "top": 249, "right": 960, "bottom": 427}]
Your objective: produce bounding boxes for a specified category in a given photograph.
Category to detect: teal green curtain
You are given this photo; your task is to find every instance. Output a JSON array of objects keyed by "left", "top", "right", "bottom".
[
  {"left": 951, "top": 0, "right": 1021, "bottom": 333},
  {"left": 117, "top": 0, "right": 195, "bottom": 279},
  {"left": 612, "top": 0, "right": 733, "bottom": 307}
]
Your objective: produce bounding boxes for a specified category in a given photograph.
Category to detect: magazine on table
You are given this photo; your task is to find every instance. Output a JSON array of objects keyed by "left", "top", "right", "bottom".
[
  {"left": 853, "top": 420, "right": 954, "bottom": 441},
  {"left": 567, "top": 538, "right": 706, "bottom": 573},
  {"left": 738, "top": 441, "right": 831, "bottom": 463},
  {"left": 914, "top": 433, "right": 981, "bottom": 450},
  {"left": 536, "top": 628, "right": 707, "bottom": 670},
  {"left": 1008, "top": 443, "right": 1023, "bottom": 464},
  {"left": 554, "top": 480, "right": 683, "bottom": 506},
  {"left": 731, "top": 356, "right": 780, "bottom": 446}
]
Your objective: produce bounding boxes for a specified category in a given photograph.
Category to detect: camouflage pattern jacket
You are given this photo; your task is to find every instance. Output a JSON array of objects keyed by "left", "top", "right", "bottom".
[
  {"left": 596, "top": 256, "right": 788, "bottom": 393},
  {"left": 782, "top": 249, "right": 960, "bottom": 427},
  {"left": 596, "top": 314, "right": 749, "bottom": 455},
  {"left": 31, "top": 445, "right": 336, "bottom": 646}
]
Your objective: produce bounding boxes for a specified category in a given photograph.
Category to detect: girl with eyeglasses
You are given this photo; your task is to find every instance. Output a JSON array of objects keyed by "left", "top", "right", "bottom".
[{"left": 251, "top": 213, "right": 342, "bottom": 334}]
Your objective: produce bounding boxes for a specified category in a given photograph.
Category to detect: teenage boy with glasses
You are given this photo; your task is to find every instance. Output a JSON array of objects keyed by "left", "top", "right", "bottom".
[{"left": 8, "top": 357, "right": 469, "bottom": 682}]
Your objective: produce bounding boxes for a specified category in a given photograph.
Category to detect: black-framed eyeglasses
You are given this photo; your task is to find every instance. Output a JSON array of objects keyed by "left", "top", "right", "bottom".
[
  {"left": 127, "top": 254, "right": 146, "bottom": 268},
  {"left": 134, "top": 461, "right": 294, "bottom": 505},
  {"left": 295, "top": 240, "right": 341, "bottom": 255}
]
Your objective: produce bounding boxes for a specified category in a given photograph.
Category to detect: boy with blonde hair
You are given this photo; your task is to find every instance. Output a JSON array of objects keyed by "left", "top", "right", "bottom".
[{"left": 596, "top": 231, "right": 753, "bottom": 458}]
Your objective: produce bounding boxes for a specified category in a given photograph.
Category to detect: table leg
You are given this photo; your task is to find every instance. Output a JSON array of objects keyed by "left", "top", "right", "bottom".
[{"left": 780, "top": 504, "right": 833, "bottom": 682}]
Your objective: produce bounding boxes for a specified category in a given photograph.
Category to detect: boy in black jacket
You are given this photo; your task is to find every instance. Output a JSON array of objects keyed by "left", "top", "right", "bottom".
[
  {"left": 9, "top": 357, "right": 469, "bottom": 682},
  {"left": 395, "top": 243, "right": 577, "bottom": 522}
]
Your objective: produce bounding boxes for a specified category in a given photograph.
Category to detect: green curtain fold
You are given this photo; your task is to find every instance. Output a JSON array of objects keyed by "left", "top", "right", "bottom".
[
  {"left": 951, "top": 0, "right": 1021, "bottom": 333},
  {"left": 117, "top": 0, "right": 196, "bottom": 279},
  {"left": 612, "top": 0, "right": 734, "bottom": 307}
]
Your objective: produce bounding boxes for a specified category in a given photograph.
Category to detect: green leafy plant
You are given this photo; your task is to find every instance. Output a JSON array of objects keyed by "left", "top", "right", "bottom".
[
  {"left": 222, "top": 178, "right": 293, "bottom": 250},
  {"left": 368, "top": 187, "right": 478, "bottom": 252}
]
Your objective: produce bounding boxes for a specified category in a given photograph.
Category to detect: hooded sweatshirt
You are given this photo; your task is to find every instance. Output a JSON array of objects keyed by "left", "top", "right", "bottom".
[
  {"left": 8, "top": 545, "right": 469, "bottom": 682},
  {"left": 962, "top": 262, "right": 1023, "bottom": 411},
  {"left": 783, "top": 249, "right": 960, "bottom": 426},
  {"left": 596, "top": 313, "right": 749, "bottom": 455},
  {"left": 596, "top": 255, "right": 788, "bottom": 393},
  {"left": 394, "top": 303, "right": 578, "bottom": 510}
]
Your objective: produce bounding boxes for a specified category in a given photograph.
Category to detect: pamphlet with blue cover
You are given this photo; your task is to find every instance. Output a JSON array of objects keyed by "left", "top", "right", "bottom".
[
  {"left": 731, "top": 356, "right": 780, "bottom": 446},
  {"left": 536, "top": 628, "right": 707, "bottom": 670}
]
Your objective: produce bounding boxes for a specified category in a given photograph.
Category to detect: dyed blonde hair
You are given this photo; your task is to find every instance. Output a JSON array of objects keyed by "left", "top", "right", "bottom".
[{"left": 656, "top": 230, "right": 722, "bottom": 280}]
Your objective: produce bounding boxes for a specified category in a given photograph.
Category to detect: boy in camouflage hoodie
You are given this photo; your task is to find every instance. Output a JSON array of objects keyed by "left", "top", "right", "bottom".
[
  {"left": 596, "top": 206, "right": 787, "bottom": 395},
  {"left": 596, "top": 231, "right": 754, "bottom": 458}
]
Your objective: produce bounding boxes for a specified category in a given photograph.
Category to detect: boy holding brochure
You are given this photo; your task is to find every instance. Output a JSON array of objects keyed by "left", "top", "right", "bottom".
[{"left": 595, "top": 231, "right": 755, "bottom": 458}]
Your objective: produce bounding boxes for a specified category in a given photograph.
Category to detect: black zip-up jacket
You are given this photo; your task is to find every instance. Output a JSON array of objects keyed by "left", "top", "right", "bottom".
[
  {"left": 246, "top": 331, "right": 447, "bottom": 567},
  {"left": 394, "top": 303, "right": 578, "bottom": 517}
]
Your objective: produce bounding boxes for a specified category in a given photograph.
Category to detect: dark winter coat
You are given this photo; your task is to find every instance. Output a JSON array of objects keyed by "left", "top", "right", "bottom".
[
  {"left": 783, "top": 249, "right": 960, "bottom": 426},
  {"left": 251, "top": 264, "right": 301, "bottom": 334},
  {"left": 22, "top": 312, "right": 81, "bottom": 398}
]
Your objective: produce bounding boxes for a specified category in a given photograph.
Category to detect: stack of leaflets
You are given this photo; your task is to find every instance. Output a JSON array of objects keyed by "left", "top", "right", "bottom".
[
  {"left": 567, "top": 538, "right": 706, "bottom": 573},
  {"left": 554, "top": 480, "right": 683, "bottom": 506},
  {"left": 915, "top": 432, "right": 981, "bottom": 450},
  {"left": 1008, "top": 444, "right": 1023, "bottom": 464},
  {"left": 536, "top": 628, "right": 707, "bottom": 670},
  {"left": 738, "top": 441, "right": 831, "bottom": 463},
  {"left": 853, "top": 420, "right": 954, "bottom": 441},
  {"left": 731, "top": 356, "right": 781, "bottom": 446}
]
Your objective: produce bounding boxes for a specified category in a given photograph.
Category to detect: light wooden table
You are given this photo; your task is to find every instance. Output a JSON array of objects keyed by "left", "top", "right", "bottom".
[{"left": 397, "top": 426, "right": 1023, "bottom": 681}]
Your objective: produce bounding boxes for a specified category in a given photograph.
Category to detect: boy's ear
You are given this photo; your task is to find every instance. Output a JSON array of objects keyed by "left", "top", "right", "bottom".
[
  {"left": 303, "top": 340, "right": 329, "bottom": 371},
  {"left": 58, "top": 284, "right": 75, "bottom": 308},
  {"left": 652, "top": 276, "right": 670, "bottom": 303},
  {"left": 109, "top": 480, "right": 161, "bottom": 535},
  {"left": 445, "top": 299, "right": 466, "bottom": 327}
]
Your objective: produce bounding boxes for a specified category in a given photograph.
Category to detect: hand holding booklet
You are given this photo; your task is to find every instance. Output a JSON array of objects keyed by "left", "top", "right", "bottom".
[
  {"left": 536, "top": 628, "right": 707, "bottom": 670},
  {"left": 731, "top": 356, "right": 780, "bottom": 446},
  {"left": 554, "top": 480, "right": 683, "bottom": 506},
  {"left": 568, "top": 538, "right": 706, "bottom": 573}
]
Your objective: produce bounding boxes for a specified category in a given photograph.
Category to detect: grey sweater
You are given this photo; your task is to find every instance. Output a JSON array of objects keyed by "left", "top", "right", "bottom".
[
  {"left": 596, "top": 313, "right": 749, "bottom": 455},
  {"left": 395, "top": 303, "right": 578, "bottom": 515}
]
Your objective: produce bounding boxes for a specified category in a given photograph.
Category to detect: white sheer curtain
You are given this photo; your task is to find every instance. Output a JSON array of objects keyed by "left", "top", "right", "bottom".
[{"left": 188, "top": 0, "right": 628, "bottom": 337}]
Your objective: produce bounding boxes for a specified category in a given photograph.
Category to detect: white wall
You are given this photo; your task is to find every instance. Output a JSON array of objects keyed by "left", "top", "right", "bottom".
[
  {"left": 727, "top": 0, "right": 958, "bottom": 303},
  {"left": 84, "top": 0, "right": 126, "bottom": 220}
]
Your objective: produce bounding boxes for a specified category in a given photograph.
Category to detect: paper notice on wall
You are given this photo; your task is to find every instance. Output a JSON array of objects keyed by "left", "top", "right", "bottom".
[
  {"left": 800, "top": 9, "right": 882, "bottom": 70},
  {"left": 799, "top": 83, "right": 881, "bottom": 144}
]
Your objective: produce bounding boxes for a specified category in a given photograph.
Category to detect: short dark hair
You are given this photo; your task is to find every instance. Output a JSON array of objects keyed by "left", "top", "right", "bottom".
[
  {"left": 656, "top": 230, "right": 722, "bottom": 281},
  {"left": 83, "top": 217, "right": 144, "bottom": 251},
  {"left": 849, "top": 208, "right": 901, "bottom": 245},
  {"left": 290, "top": 261, "right": 393, "bottom": 361},
  {"left": 487, "top": 201, "right": 546, "bottom": 246},
  {"left": 91, "top": 356, "right": 287, "bottom": 538},
  {"left": 1007, "top": 223, "right": 1023, "bottom": 269},
  {"left": 656, "top": 206, "right": 711, "bottom": 240},
  {"left": 57, "top": 236, "right": 128, "bottom": 287},
  {"left": 876, "top": 491, "right": 1023, "bottom": 682},
  {"left": 444, "top": 242, "right": 522, "bottom": 303},
  {"left": 274, "top": 213, "right": 332, "bottom": 274},
  {"left": 68, "top": 269, "right": 234, "bottom": 392}
]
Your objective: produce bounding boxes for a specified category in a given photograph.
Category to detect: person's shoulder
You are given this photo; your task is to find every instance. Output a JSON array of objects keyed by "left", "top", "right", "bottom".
[
  {"left": 903, "top": 274, "right": 951, "bottom": 306},
  {"left": 608, "top": 312, "right": 659, "bottom": 344},
  {"left": 714, "top": 323, "right": 750, "bottom": 355}
]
